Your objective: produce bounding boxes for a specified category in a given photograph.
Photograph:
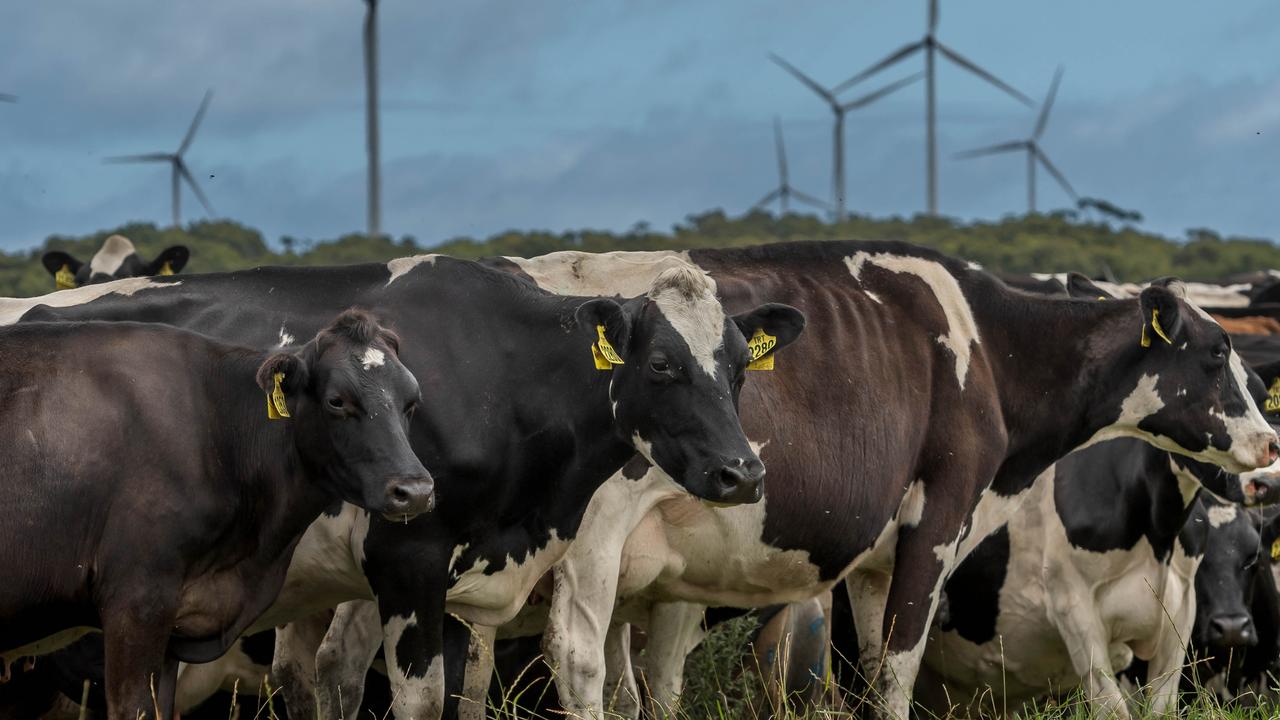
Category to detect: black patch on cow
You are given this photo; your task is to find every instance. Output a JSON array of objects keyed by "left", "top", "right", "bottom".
[{"left": 940, "top": 526, "right": 1010, "bottom": 644}]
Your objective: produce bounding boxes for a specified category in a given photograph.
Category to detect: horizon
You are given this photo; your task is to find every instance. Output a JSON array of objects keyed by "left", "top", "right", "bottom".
[{"left": 1, "top": 1, "right": 1276, "bottom": 251}]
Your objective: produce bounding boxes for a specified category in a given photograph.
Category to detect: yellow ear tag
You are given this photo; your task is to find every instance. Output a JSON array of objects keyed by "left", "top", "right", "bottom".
[
  {"left": 1271, "top": 537, "right": 1280, "bottom": 563},
  {"left": 158, "top": 260, "right": 175, "bottom": 276},
  {"left": 746, "top": 328, "right": 777, "bottom": 371},
  {"left": 55, "top": 264, "right": 77, "bottom": 290},
  {"left": 1266, "top": 378, "right": 1280, "bottom": 415},
  {"left": 1141, "top": 309, "right": 1172, "bottom": 348},
  {"left": 593, "top": 325, "right": 624, "bottom": 370},
  {"left": 267, "top": 372, "right": 290, "bottom": 420}
]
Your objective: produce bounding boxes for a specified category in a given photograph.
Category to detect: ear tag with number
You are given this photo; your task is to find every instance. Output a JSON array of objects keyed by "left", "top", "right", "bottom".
[
  {"left": 55, "top": 264, "right": 77, "bottom": 290},
  {"left": 158, "top": 261, "right": 175, "bottom": 276},
  {"left": 1140, "top": 309, "right": 1172, "bottom": 348},
  {"left": 746, "top": 328, "right": 777, "bottom": 371},
  {"left": 267, "top": 372, "right": 291, "bottom": 420},
  {"left": 1271, "top": 537, "right": 1280, "bottom": 563},
  {"left": 593, "top": 325, "right": 624, "bottom": 370},
  {"left": 1266, "top": 378, "right": 1280, "bottom": 415}
]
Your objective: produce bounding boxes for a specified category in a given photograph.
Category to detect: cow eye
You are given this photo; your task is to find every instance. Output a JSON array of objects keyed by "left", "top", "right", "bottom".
[
  {"left": 650, "top": 358, "right": 671, "bottom": 374},
  {"left": 404, "top": 400, "right": 418, "bottom": 417},
  {"left": 327, "top": 397, "right": 345, "bottom": 410},
  {"left": 1211, "top": 344, "right": 1227, "bottom": 361}
]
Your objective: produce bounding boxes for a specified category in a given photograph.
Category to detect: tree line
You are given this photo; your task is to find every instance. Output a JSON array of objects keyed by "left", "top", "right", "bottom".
[{"left": 3, "top": 210, "right": 1276, "bottom": 297}]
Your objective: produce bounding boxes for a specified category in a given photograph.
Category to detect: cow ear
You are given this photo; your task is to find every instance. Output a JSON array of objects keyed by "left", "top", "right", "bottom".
[
  {"left": 42, "top": 251, "right": 83, "bottom": 277},
  {"left": 1066, "top": 272, "right": 1113, "bottom": 300},
  {"left": 732, "top": 303, "right": 806, "bottom": 362},
  {"left": 1138, "top": 286, "right": 1184, "bottom": 347},
  {"left": 256, "top": 352, "right": 309, "bottom": 397},
  {"left": 146, "top": 245, "right": 189, "bottom": 276},
  {"left": 575, "top": 298, "right": 633, "bottom": 363}
]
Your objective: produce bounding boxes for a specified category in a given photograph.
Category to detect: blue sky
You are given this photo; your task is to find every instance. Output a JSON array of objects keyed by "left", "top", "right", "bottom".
[{"left": 0, "top": 1, "right": 1276, "bottom": 251}]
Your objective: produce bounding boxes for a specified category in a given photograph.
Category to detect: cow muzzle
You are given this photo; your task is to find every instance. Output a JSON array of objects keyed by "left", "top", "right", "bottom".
[
  {"left": 707, "top": 457, "right": 765, "bottom": 506},
  {"left": 1207, "top": 613, "right": 1257, "bottom": 648},
  {"left": 381, "top": 476, "right": 436, "bottom": 521},
  {"left": 1242, "top": 460, "right": 1280, "bottom": 506}
]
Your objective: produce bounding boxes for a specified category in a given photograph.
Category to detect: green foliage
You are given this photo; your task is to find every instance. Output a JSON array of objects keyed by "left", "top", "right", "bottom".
[{"left": 5, "top": 210, "right": 1278, "bottom": 297}]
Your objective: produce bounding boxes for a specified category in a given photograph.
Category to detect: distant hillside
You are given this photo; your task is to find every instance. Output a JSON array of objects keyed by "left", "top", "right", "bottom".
[{"left": 4, "top": 210, "right": 1276, "bottom": 297}]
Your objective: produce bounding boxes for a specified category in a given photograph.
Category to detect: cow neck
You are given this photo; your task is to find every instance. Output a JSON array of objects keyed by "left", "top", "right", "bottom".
[{"left": 977, "top": 289, "right": 1147, "bottom": 494}]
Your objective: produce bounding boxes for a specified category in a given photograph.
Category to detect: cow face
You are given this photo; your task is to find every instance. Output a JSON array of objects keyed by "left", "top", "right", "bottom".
[
  {"left": 257, "top": 310, "right": 434, "bottom": 521},
  {"left": 576, "top": 266, "right": 804, "bottom": 505},
  {"left": 41, "top": 235, "right": 189, "bottom": 289},
  {"left": 1192, "top": 498, "right": 1261, "bottom": 649}
]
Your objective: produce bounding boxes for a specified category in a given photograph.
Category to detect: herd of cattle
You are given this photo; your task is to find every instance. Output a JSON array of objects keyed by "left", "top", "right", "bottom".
[{"left": 5, "top": 234, "right": 1280, "bottom": 719}]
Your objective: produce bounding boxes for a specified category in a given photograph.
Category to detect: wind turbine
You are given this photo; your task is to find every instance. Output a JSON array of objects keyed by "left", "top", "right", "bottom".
[
  {"left": 834, "top": 0, "right": 1034, "bottom": 215},
  {"left": 954, "top": 67, "right": 1077, "bottom": 212},
  {"left": 363, "top": 0, "right": 382, "bottom": 239},
  {"left": 753, "top": 117, "right": 830, "bottom": 215},
  {"left": 104, "top": 90, "right": 215, "bottom": 228},
  {"left": 770, "top": 53, "right": 920, "bottom": 221}
]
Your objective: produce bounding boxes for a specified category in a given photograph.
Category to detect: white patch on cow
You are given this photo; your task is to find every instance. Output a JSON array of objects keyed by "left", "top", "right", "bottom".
[
  {"left": 383, "top": 615, "right": 445, "bottom": 720},
  {"left": 864, "top": 290, "right": 883, "bottom": 304},
  {"left": 88, "top": 234, "right": 136, "bottom": 276},
  {"left": 1081, "top": 374, "right": 1166, "bottom": 452},
  {"left": 385, "top": 254, "right": 439, "bottom": 285},
  {"left": 360, "top": 346, "right": 386, "bottom": 370},
  {"left": 446, "top": 530, "right": 571, "bottom": 625},
  {"left": 1207, "top": 504, "right": 1239, "bottom": 528},
  {"left": 967, "top": 261, "right": 983, "bottom": 271},
  {"left": 898, "top": 479, "right": 926, "bottom": 528},
  {"left": 632, "top": 432, "right": 655, "bottom": 465},
  {"left": 647, "top": 266, "right": 724, "bottom": 378},
  {"left": 0, "top": 277, "right": 180, "bottom": 326},
  {"left": 277, "top": 324, "right": 294, "bottom": 347},
  {"left": 1168, "top": 458, "right": 1205, "bottom": 507},
  {"left": 1212, "top": 351, "right": 1277, "bottom": 471},
  {"left": 844, "top": 252, "right": 981, "bottom": 389},
  {"left": 506, "top": 250, "right": 693, "bottom": 297}
]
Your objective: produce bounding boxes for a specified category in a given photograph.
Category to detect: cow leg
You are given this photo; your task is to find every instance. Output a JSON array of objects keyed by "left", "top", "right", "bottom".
[
  {"left": 100, "top": 603, "right": 178, "bottom": 720},
  {"left": 272, "top": 611, "right": 331, "bottom": 718},
  {"left": 853, "top": 513, "right": 962, "bottom": 720},
  {"left": 314, "top": 601, "right": 384, "bottom": 718},
  {"left": 634, "top": 601, "right": 705, "bottom": 717},
  {"left": 1142, "top": 589, "right": 1197, "bottom": 716},
  {"left": 457, "top": 623, "right": 496, "bottom": 720},
  {"left": 545, "top": 548, "right": 626, "bottom": 718},
  {"left": 376, "top": 585, "right": 448, "bottom": 720},
  {"left": 602, "top": 622, "right": 640, "bottom": 718},
  {"left": 1043, "top": 559, "right": 1130, "bottom": 719}
]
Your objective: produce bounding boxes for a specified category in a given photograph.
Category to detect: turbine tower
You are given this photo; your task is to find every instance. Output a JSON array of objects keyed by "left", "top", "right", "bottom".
[
  {"left": 954, "top": 67, "right": 1077, "bottom": 212},
  {"left": 363, "top": 0, "right": 382, "bottom": 239},
  {"left": 753, "top": 117, "right": 831, "bottom": 215},
  {"left": 834, "top": 0, "right": 1033, "bottom": 215},
  {"left": 105, "top": 90, "right": 215, "bottom": 228},
  {"left": 770, "top": 53, "right": 919, "bottom": 221}
]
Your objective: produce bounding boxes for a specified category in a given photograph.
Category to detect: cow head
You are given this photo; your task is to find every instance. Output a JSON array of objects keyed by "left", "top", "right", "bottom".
[
  {"left": 1069, "top": 276, "right": 1279, "bottom": 473},
  {"left": 256, "top": 309, "right": 434, "bottom": 521},
  {"left": 41, "top": 235, "right": 189, "bottom": 289},
  {"left": 1192, "top": 498, "right": 1262, "bottom": 649},
  {"left": 575, "top": 266, "right": 805, "bottom": 505}
]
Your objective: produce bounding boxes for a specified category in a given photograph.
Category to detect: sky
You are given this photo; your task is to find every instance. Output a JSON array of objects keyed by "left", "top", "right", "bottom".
[{"left": 0, "top": 1, "right": 1277, "bottom": 251}]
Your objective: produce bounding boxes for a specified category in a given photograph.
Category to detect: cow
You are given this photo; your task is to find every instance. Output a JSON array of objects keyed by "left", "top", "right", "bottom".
[
  {"left": 0, "top": 310, "right": 434, "bottom": 720},
  {"left": 300, "top": 241, "right": 1280, "bottom": 720},
  {"left": 41, "top": 235, "right": 189, "bottom": 289},
  {"left": 5, "top": 255, "right": 804, "bottom": 720}
]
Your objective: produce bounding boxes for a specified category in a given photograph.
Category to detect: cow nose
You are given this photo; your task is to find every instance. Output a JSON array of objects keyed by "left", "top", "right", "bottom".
[
  {"left": 385, "top": 477, "right": 435, "bottom": 517},
  {"left": 1208, "top": 614, "right": 1256, "bottom": 648},
  {"left": 1268, "top": 441, "right": 1279, "bottom": 466},
  {"left": 713, "top": 458, "right": 765, "bottom": 505}
]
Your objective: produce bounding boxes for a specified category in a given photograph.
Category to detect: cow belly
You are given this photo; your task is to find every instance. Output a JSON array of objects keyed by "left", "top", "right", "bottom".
[
  {"left": 447, "top": 536, "right": 571, "bottom": 626},
  {"left": 251, "top": 509, "right": 373, "bottom": 631},
  {"left": 0, "top": 627, "right": 99, "bottom": 665}
]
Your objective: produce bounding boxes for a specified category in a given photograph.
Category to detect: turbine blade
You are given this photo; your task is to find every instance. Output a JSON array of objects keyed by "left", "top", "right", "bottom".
[
  {"left": 753, "top": 188, "right": 783, "bottom": 210},
  {"left": 791, "top": 189, "right": 832, "bottom": 210},
  {"left": 103, "top": 153, "right": 174, "bottom": 164},
  {"left": 178, "top": 89, "right": 213, "bottom": 156},
  {"left": 773, "top": 117, "right": 789, "bottom": 183},
  {"left": 842, "top": 72, "right": 923, "bottom": 111},
  {"left": 177, "top": 160, "right": 215, "bottom": 216},
  {"left": 936, "top": 42, "right": 1034, "bottom": 106},
  {"left": 929, "top": 0, "right": 939, "bottom": 33},
  {"left": 832, "top": 41, "right": 924, "bottom": 94},
  {"left": 0, "top": 94, "right": 16, "bottom": 103},
  {"left": 1035, "top": 148, "right": 1078, "bottom": 202},
  {"left": 1033, "top": 66, "right": 1064, "bottom": 140},
  {"left": 768, "top": 53, "right": 834, "bottom": 103},
  {"left": 952, "top": 141, "right": 1026, "bottom": 159}
]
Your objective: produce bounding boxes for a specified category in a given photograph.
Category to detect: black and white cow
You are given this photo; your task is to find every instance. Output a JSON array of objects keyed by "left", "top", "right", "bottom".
[
  {"left": 915, "top": 439, "right": 1280, "bottom": 718},
  {"left": 41, "top": 235, "right": 189, "bottom": 289},
  {"left": 0, "top": 311, "right": 433, "bottom": 719},
  {"left": 299, "top": 242, "right": 1280, "bottom": 720},
  {"left": 5, "top": 256, "right": 803, "bottom": 719}
]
